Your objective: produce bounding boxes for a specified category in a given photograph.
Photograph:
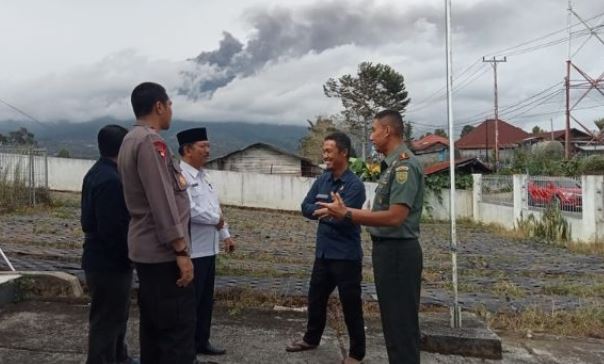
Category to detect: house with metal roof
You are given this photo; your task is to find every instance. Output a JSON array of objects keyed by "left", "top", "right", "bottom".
[
  {"left": 455, "top": 119, "right": 529, "bottom": 163},
  {"left": 411, "top": 134, "right": 450, "bottom": 165},
  {"left": 205, "top": 142, "right": 323, "bottom": 177}
]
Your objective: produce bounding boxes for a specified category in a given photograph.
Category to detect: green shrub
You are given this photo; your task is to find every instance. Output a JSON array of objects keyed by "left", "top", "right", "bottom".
[
  {"left": 516, "top": 203, "right": 570, "bottom": 243},
  {"left": 579, "top": 155, "right": 604, "bottom": 175}
]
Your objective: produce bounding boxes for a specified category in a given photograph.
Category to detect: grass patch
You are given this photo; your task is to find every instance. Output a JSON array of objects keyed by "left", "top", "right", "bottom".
[
  {"left": 493, "top": 279, "right": 525, "bottom": 299},
  {"left": 543, "top": 282, "right": 604, "bottom": 299},
  {"left": 486, "top": 305, "right": 604, "bottom": 338},
  {"left": 216, "top": 255, "right": 308, "bottom": 279},
  {"left": 442, "top": 280, "right": 482, "bottom": 293},
  {"left": 565, "top": 241, "right": 604, "bottom": 257},
  {"left": 214, "top": 286, "right": 385, "bottom": 318}
]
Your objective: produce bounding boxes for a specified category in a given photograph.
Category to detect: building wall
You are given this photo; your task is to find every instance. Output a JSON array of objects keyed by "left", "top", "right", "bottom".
[
  {"left": 459, "top": 148, "right": 515, "bottom": 162},
  {"left": 207, "top": 146, "right": 305, "bottom": 176},
  {"left": 7, "top": 152, "right": 602, "bottom": 244},
  {"left": 47, "top": 156, "right": 95, "bottom": 191},
  {"left": 473, "top": 174, "right": 603, "bottom": 244}
]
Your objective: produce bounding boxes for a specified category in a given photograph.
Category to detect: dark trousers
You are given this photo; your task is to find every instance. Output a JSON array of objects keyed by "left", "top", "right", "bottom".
[
  {"left": 85, "top": 270, "right": 133, "bottom": 364},
  {"left": 135, "top": 261, "right": 196, "bottom": 364},
  {"left": 372, "top": 238, "right": 423, "bottom": 364},
  {"left": 192, "top": 255, "right": 216, "bottom": 350},
  {"left": 303, "top": 258, "right": 366, "bottom": 360}
]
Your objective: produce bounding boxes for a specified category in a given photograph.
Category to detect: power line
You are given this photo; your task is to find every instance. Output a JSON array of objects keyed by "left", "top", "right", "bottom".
[
  {"left": 483, "top": 10, "right": 604, "bottom": 57},
  {"left": 0, "top": 98, "right": 47, "bottom": 128},
  {"left": 409, "top": 11, "right": 604, "bottom": 118}
]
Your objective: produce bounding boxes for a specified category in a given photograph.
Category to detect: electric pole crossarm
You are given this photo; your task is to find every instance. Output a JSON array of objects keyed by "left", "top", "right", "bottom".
[
  {"left": 569, "top": 66, "right": 604, "bottom": 110},
  {"left": 570, "top": 8, "right": 604, "bottom": 47}
]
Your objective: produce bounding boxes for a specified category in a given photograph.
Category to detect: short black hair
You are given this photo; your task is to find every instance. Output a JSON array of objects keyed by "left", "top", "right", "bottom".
[
  {"left": 324, "top": 132, "right": 352, "bottom": 158},
  {"left": 178, "top": 144, "right": 192, "bottom": 156},
  {"left": 98, "top": 125, "right": 128, "bottom": 158},
  {"left": 130, "top": 82, "right": 169, "bottom": 119},
  {"left": 374, "top": 109, "right": 404, "bottom": 135}
]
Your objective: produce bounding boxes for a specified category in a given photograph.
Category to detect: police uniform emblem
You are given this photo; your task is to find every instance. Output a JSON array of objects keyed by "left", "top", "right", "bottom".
[{"left": 395, "top": 165, "right": 409, "bottom": 184}]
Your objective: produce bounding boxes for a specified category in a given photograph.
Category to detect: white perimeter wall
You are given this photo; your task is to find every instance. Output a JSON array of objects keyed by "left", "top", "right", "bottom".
[{"left": 8, "top": 154, "right": 601, "bottom": 243}]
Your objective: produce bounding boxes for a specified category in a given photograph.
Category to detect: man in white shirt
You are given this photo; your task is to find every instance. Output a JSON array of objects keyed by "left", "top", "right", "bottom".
[{"left": 177, "top": 127, "right": 235, "bottom": 357}]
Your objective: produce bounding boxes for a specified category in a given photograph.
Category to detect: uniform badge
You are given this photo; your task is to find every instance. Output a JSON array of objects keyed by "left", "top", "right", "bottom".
[
  {"left": 395, "top": 165, "right": 409, "bottom": 184},
  {"left": 399, "top": 152, "right": 409, "bottom": 160},
  {"left": 153, "top": 140, "right": 167, "bottom": 159},
  {"left": 177, "top": 173, "right": 187, "bottom": 189}
]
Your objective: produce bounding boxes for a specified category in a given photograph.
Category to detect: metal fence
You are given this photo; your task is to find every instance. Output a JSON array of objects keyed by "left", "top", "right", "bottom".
[
  {"left": 481, "top": 175, "right": 514, "bottom": 206},
  {"left": 0, "top": 146, "right": 49, "bottom": 209},
  {"left": 527, "top": 175, "right": 583, "bottom": 215}
]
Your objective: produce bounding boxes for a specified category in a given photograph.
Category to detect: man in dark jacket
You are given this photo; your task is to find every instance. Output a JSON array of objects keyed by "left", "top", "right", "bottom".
[
  {"left": 286, "top": 132, "right": 366, "bottom": 364},
  {"left": 81, "top": 124, "right": 136, "bottom": 364}
]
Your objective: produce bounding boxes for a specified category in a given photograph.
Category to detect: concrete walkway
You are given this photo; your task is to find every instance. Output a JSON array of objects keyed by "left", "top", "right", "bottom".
[{"left": 0, "top": 300, "right": 603, "bottom": 364}]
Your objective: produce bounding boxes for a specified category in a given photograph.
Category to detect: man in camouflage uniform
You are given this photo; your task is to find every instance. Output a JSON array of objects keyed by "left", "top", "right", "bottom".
[
  {"left": 118, "top": 82, "right": 196, "bottom": 364},
  {"left": 315, "top": 109, "right": 424, "bottom": 364}
]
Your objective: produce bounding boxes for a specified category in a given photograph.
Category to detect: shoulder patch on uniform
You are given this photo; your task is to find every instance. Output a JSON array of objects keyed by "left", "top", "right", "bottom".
[
  {"left": 153, "top": 140, "right": 167, "bottom": 159},
  {"left": 395, "top": 166, "right": 408, "bottom": 184},
  {"left": 399, "top": 152, "right": 410, "bottom": 160}
]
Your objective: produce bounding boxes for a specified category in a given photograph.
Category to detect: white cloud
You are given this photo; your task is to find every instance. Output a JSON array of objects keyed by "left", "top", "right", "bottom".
[{"left": 0, "top": 0, "right": 602, "bottom": 136}]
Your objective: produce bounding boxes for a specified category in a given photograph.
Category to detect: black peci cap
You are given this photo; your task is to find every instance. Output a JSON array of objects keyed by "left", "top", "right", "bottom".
[{"left": 177, "top": 127, "right": 208, "bottom": 146}]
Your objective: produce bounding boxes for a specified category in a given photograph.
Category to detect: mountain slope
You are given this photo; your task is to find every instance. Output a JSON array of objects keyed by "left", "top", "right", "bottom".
[{"left": 0, "top": 119, "right": 308, "bottom": 159}]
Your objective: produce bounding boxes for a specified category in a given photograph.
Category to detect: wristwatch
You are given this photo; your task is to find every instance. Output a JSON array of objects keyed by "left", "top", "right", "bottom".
[
  {"left": 344, "top": 210, "right": 353, "bottom": 222},
  {"left": 174, "top": 246, "right": 190, "bottom": 257}
]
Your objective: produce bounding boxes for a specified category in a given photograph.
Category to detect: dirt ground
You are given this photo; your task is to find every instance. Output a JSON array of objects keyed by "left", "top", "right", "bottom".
[
  {"left": 1, "top": 300, "right": 603, "bottom": 363},
  {"left": 1, "top": 192, "right": 604, "bottom": 362}
]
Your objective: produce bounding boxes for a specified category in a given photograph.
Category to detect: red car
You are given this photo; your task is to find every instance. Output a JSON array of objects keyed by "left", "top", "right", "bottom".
[{"left": 527, "top": 178, "right": 582, "bottom": 211}]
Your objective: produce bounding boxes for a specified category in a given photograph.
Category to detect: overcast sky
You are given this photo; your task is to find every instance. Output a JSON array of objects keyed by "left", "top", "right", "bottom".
[{"left": 0, "top": 0, "right": 602, "bottom": 136}]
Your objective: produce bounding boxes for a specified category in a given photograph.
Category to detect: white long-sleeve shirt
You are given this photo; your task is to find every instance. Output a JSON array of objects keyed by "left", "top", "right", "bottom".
[{"left": 180, "top": 161, "right": 230, "bottom": 258}]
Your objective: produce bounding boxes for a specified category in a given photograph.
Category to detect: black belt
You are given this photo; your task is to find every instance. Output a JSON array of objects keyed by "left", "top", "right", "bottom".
[{"left": 370, "top": 235, "right": 417, "bottom": 243}]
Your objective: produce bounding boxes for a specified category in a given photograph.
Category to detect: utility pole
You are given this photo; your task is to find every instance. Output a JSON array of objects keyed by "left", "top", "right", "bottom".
[
  {"left": 444, "top": 0, "right": 461, "bottom": 329},
  {"left": 565, "top": 1, "right": 572, "bottom": 159},
  {"left": 483, "top": 56, "right": 507, "bottom": 169},
  {"left": 550, "top": 118, "right": 555, "bottom": 141},
  {"left": 564, "top": 1, "right": 604, "bottom": 159}
]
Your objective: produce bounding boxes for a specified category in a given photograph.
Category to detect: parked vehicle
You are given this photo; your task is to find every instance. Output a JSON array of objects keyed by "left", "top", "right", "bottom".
[{"left": 527, "top": 178, "right": 582, "bottom": 211}]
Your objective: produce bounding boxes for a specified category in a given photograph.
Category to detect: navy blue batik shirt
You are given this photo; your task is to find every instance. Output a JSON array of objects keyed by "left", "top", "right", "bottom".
[{"left": 301, "top": 169, "right": 366, "bottom": 261}]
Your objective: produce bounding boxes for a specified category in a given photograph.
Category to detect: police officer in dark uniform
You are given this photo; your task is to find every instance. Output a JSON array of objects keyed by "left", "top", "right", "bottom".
[
  {"left": 118, "top": 82, "right": 196, "bottom": 364},
  {"left": 315, "top": 109, "right": 424, "bottom": 364}
]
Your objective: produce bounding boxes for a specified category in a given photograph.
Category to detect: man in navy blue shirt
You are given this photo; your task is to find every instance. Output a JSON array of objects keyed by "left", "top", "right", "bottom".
[
  {"left": 81, "top": 124, "right": 136, "bottom": 364},
  {"left": 286, "top": 132, "right": 366, "bottom": 364}
]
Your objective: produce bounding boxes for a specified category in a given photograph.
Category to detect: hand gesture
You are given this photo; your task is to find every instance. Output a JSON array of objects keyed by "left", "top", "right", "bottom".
[
  {"left": 224, "top": 237, "right": 235, "bottom": 254},
  {"left": 313, "top": 192, "right": 348, "bottom": 220}
]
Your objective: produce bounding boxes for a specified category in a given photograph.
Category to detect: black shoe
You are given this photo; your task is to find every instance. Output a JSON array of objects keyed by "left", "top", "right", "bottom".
[
  {"left": 118, "top": 357, "right": 140, "bottom": 364},
  {"left": 197, "top": 342, "right": 226, "bottom": 355}
]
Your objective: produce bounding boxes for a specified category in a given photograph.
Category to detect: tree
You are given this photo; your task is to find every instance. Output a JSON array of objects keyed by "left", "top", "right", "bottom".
[
  {"left": 7, "top": 127, "right": 36, "bottom": 145},
  {"left": 532, "top": 125, "right": 544, "bottom": 134},
  {"left": 298, "top": 116, "right": 339, "bottom": 164},
  {"left": 460, "top": 125, "right": 475, "bottom": 137},
  {"left": 595, "top": 117, "right": 604, "bottom": 131},
  {"left": 433, "top": 128, "right": 447, "bottom": 138},
  {"left": 323, "top": 62, "right": 410, "bottom": 159},
  {"left": 56, "top": 148, "right": 71, "bottom": 158}
]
